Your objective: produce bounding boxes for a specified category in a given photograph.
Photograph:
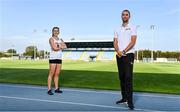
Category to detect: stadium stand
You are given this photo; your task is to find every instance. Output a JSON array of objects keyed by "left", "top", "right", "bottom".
[{"left": 63, "top": 40, "right": 115, "bottom": 61}]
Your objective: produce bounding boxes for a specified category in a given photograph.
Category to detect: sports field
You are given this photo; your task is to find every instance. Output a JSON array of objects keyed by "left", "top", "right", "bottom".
[{"left": 0, "top": 60, "right": 180, "bottom": 94}]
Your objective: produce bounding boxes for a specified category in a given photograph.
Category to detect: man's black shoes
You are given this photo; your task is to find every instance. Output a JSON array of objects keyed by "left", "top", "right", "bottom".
[
  {"left": 116, "top": 99, "right": 135, "bottom": 110},
  {"left": 128, "top": 102, "right": 135, "bottom": 110},
  {"left": 116, "top": 99, "right": 127, "bottom": 104}
]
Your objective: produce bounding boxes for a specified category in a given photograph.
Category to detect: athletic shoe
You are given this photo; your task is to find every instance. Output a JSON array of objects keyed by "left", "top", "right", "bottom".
[
  {"left": 55, "top": 88, "right": 63, "bottom": 93},
  {"left": 47, "top": 89, "right": 54, "bottom": 95},
  {"left": 116, "top": 99, "right": 127, "bottom": 104},
  {"left": 127, "top": 102, "right": 135, "bottom": 110}
]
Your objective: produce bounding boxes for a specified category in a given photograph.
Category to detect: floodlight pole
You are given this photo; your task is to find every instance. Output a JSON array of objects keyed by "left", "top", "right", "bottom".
[
  {"left": 11, "top": 45, "right": 14, "bottom": 60},
  {"left": 33, "top": 45, "right": 36, "bottom": 60},
  {"left": 136, "top": 25, "right": 140, "bottom": 62},
  {"left": 33, "top": 29, "right": 48, "bottom": 60},
  {"left": 33, "top": 29, "right": 37, "bottom": 60},
  {"left": 150, "top": 25, "right": 155, "bottom": 62},
  {"left": 43, "top": 29, "right": 47, "bottom": 59}
]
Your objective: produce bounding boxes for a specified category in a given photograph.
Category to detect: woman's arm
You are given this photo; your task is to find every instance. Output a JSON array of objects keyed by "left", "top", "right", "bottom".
[
  {"left": 60, "top": 39, "right": 67, "bottom": 49},
  {"left": 49, "top": 38, "right": 61, "bottom": 51}
]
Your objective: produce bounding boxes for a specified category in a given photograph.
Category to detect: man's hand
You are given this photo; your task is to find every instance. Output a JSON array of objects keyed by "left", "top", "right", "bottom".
[{"left": 117, "top": 51, "right": 123, "bottom": 57}]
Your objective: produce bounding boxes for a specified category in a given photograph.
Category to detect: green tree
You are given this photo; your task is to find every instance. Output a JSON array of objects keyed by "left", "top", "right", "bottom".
[
  {"left": 23, "top": 46, "right": 38, "bottom": 58},
  {"left": 7, "top": 49, "right": 16, "bottom": 54}
]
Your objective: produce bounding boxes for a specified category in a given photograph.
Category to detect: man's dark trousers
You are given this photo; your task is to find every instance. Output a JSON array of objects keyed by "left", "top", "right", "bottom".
[{"left": 116, "top": 53, "right": 134, "bottom": 104}]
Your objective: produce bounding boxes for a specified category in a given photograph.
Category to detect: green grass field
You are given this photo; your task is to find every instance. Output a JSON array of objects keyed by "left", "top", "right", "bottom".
[{"left": 0, "top": 60, "right": 180, "bottom": 94}]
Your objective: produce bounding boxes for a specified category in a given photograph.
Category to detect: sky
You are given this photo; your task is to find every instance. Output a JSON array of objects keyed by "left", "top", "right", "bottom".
[{"left": 0, "top": 0, "right": 180, "bottom": 53}]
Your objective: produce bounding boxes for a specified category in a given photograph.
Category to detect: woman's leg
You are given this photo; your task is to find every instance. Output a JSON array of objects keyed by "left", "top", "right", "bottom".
[
  {"left": 48, "top": 64, "right": 56, "bottom": 90},
  {"left": 54, "top": 64, "right": 62, "bottom": 89}
]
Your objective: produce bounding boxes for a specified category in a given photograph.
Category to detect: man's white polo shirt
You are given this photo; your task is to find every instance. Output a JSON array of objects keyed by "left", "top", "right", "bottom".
[{"left": 114, "top": 24, "right": 137, "bottom": 54}]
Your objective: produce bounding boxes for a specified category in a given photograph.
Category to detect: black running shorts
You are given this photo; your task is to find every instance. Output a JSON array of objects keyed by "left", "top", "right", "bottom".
[{"left": 49, "top": 59, "right": 62, "bottom": 64}]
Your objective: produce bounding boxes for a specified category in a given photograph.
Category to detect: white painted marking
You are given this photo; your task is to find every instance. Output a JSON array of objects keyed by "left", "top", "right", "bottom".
[
  {"left": 0, "top": 95, "right": 157, "bottom": 111},
  {"left": 0, "top": 95, "right": 127, "bottom": 109}
]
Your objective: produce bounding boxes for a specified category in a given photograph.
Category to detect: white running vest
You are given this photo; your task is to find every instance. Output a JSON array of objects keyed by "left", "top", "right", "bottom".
[{"left": 49, "top": 37, "right": 62, "bottom": 60}]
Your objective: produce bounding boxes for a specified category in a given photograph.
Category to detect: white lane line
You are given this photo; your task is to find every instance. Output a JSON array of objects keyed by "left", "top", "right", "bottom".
[
  {"left": 1, "top": 84, "right": 180, "bottom": 99},
  {"left": 0, "top": 95, "right": 155, "bottom": 111},
  {"left": 0, "top": 95, "right": 127, "bottom": 110}
]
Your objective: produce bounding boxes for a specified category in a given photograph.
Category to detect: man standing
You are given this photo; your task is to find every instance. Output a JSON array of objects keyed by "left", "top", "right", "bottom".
[{"left": 114, "top": 9, "right": 137, "bottom": 110}]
